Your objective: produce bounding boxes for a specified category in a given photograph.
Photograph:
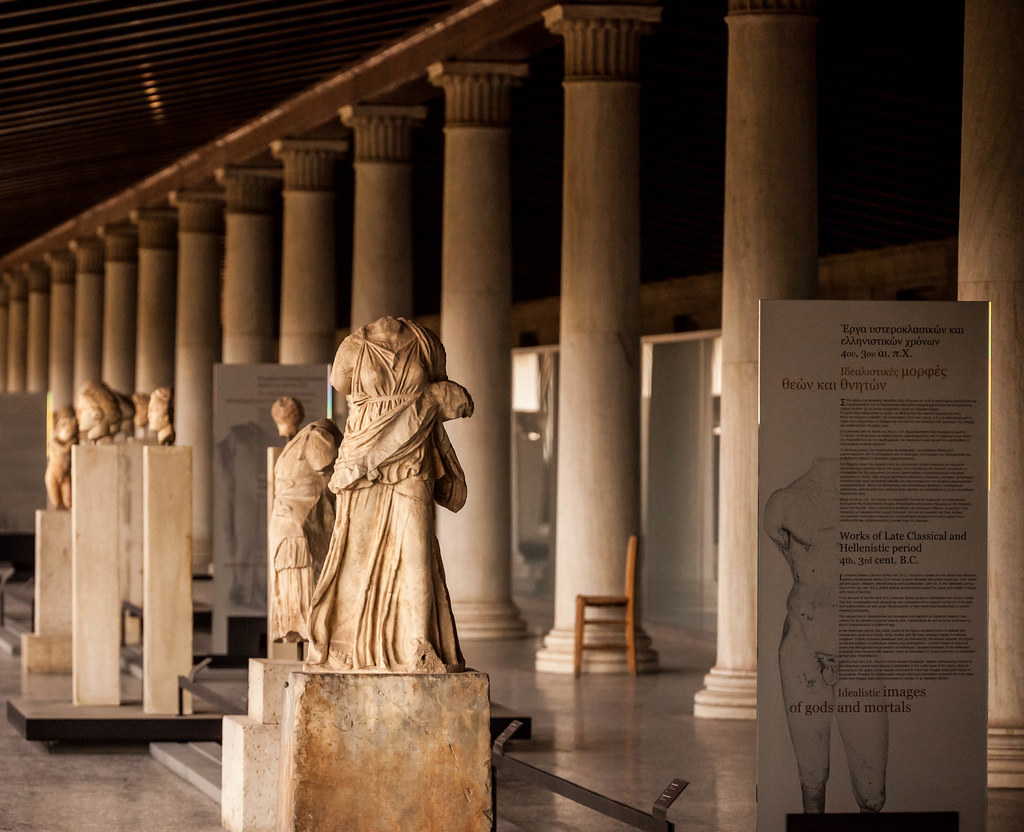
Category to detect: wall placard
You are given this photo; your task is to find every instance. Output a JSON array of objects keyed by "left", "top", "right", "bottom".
[{"left": 757, "top": 301, "right": 988, "bottom": 831}]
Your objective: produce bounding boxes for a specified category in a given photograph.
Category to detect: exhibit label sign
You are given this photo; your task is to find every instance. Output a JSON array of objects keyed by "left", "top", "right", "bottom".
[{"left": 757, "top": 301, "right": 988, "bottom": 831}]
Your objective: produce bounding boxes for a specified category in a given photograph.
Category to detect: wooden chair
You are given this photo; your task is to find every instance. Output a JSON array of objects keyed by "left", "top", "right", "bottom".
[{"left": 573, "top": 534, "right": 639, "bottom": 678}]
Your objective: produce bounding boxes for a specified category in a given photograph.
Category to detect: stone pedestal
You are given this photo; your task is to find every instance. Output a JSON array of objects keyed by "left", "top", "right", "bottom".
[
  {"left": 222, "top": 658, "right": 303, "bottom": 832},
  {"left": 71, "top": 444, "right": 121, "bottom": 706},
  {"left": 118, "top": 442, "right": 145, "bottom": 645},
  {"left": 278, "top": 671, "right": 492, "bottom": 832},
  {"left": 21, "top": 509, "right": 73, "bottom": 674},
  {"left": 142, "top": 446, "right": 193, "bottom": 714}
]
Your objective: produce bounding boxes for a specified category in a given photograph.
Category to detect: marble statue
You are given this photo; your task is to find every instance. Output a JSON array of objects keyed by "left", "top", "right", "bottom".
[
  {"left": 271, "top": 396, "right": 305, "bottom": 442},
  {"left": 112, "top": 389, "right": 136, "bottom": 442},
  {"left": 44, "top": 406, "right": 78, "bottom": 510},
  {"left": 132, "top": 391, "right": 150, "bottom": 439},
  {"left": 147, "top": 386, "right": 175, "bottom": 446},
  {"left": 764, "top": 458, "right": 888, "bottom": 814},
  {"left": 75, "top": 380, "right": 123, "bottom": 444},
  {"left": 269, "top": 416, "right": 343, "bottom": 643},
  {"left": 306, "top": 316, "right": 473, "bottom": 673}
]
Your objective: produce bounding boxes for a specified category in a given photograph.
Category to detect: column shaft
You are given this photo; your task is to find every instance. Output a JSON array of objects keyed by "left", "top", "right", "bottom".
[
  {"left": 431, "top": 62, "right": 528, "bottom": 639},
  {"left": 45, "top": 251, "right": 76, "bottom": 409},
  {"left": 341, "top": 105, "right": 426, "bottom": 329},
  {"left": 71, "top": 237, "right": 104, "bottom": 392},
  {"left": 695, "top": 3, "right": 818, "bottom": 718},
  {"left": 133, "top": 208, "right": 178, "bottom": 393},
  {"left": 218, "top": 166, "right": 280, "bottom": 364},
  {"left": 271, "top": 139, "right": 348, "bottom": 364},
  {"left": 25, "top": 263, "right": 50, "bottom": 395},
  {"left": 959, "top": 0, "right": 1024, "bottom": 787},
  {"left": 5, "top": 274, "right": 27, "bottom": 392},
  {"left": 173, "top": 192, "right": 224, "bottom": 575},
  {"left": 101, "top": 224, "right": 139, "bottom": 396},
  {"left": 536, "top": 4, "right": 661, "bottom": 674},
  {"left": 0, "top": 285, "right": 7, "bottom": 392}
]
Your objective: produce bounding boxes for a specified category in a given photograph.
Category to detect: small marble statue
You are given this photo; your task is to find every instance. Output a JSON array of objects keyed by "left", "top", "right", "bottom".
[
  {"left": 44, "top": 406, "right": 78, "bottom": 510},
  {"left": 306, "top": 315, "right": 473, "bottom": 674},
  {"left": 75, "top": 380, "right": 123, "bottom": 445},
  {"left": 147, "top": 386, "right": 175, "bottom": 446},
  {"left": 132, "top": 391, "right": 150, "bottom": 439},
  {"left": 269, "top": 416, "right": 343, "bottom": 643},
  {"left": 271, "top": 396, "right": 305, "bottom": 442},
  {"left": 112, "top": 389, "right": 136, "bottom": 443}
]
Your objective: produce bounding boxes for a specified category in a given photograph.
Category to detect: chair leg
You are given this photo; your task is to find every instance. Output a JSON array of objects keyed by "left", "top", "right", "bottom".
[{"left": 573, "top": 596, "right": 585, "bottom": 678}]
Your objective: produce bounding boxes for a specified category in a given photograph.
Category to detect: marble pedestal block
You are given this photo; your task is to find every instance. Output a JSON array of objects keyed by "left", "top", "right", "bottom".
[
  {"left": 71, "top": 445, "right": 121, "bottom": 706},
  {"left": 118, "top": 442, "right": 145, "bottom": 645},
  {"left": 142, "top": 446, "right": 193, "bottom": 715},
  {"left": 21, "top": 509, "right": 73, "bottom": 673},
  {"left": 222, "top": 659, "right": 304, "bottom": 832},
  {"left": 278, "top": 671, "right": 492, "bottom": 832}
]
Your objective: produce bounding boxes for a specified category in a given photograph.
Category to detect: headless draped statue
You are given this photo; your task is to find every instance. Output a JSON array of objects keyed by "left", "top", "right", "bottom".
[
  {"left": 44, "top": 406, "right": 78, "bottom": 510},
  {"left": 306, "top": 316, "right": 474, "bottom": 673}
]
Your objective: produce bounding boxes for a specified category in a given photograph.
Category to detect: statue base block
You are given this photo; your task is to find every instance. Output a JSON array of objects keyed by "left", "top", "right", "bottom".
[{"left": 278, "top": 670, "right": 492, "bottom": 832}]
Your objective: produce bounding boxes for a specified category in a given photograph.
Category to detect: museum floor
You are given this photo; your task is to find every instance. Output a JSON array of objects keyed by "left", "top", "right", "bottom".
[{"left": 1, "top": 595, "right": 1022, "bottom": 831}]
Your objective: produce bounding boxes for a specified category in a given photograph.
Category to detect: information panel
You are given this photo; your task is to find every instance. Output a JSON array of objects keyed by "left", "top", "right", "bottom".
[
  {"left": 757, "top": 301, "right": 988, "bottom": 831},
  {"left": 211, "top": 363, "right": 331, "bottom": 654}
]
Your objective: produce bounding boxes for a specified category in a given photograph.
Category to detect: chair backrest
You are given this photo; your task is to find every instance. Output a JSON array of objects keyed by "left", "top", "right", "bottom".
[{"left": 624, "top": 534, "right": 639, "bottom": 608}]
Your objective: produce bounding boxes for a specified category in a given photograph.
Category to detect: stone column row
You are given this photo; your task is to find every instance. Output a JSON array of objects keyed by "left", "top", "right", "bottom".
[{"left": 45, "top": 251, "right": 76, "bottom": 409}]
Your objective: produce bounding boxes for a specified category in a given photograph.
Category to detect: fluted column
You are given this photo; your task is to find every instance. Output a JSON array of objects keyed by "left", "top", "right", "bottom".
[
  {"left": 217, "top": 165, "right": 281, "bottom": 364},
  {"left": 25, "top": 262, "right": 50, "bottom": 394},
  {"left": 429, "top": 61, "right": 529, "bottom": 640},
  {"left": 132, "top": 207, "right": 178, "bottom": 393},
  {"left": 960, "top": 0, "right": 1024, "bottom": 788},
  {"left": 0, "top": 284, "right": 8, "bottom": 392},
  {"left": 340, "top": 104, "right": 426, "bottom": 329},
  {"left": 270, "top": 138, "right": 348, "bottom": 364},
  {"left": 44, "top": 250, "right": 76, "bottom": 409},
  {"left": 70, "top": 237, "right": 104, "bottom": 392},
  {"left": 171, "top": 190, "right": 224, "bottom": 574},
  {"left": 695, "top": 0, "right": 818, "bottom": 718},
  {"left": 536, "top": 4, "right": 662, "bottom": 674},
  {"left": 4, "top": 273, "right": 27, "bottom": 392},
  {"left": 100, "top": 223, "right": 139, "bottom": 396}
]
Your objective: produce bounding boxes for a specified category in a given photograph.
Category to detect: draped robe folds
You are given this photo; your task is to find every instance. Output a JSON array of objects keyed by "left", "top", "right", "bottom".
[
  {"left": 306, "top": 319, "right": 468, "bottom": 673},
  {"left": 268, "top": 419, "right": 341, "bottom": 643}
]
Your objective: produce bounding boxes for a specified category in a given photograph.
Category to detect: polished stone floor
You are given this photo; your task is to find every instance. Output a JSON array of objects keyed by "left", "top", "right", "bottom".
[{"left": 1, "top": 593, "right": 1022, "bottom": 831}]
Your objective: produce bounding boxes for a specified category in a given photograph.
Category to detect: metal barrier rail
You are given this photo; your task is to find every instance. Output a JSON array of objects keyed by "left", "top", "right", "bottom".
[{"left": 491, "top": 720, "right": 688, "bottom": 832}]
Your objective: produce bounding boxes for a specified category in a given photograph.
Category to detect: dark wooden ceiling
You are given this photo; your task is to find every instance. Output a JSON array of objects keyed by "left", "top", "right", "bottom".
[{"left": 0, "top": 0, "right": 964, "bottom": 316}]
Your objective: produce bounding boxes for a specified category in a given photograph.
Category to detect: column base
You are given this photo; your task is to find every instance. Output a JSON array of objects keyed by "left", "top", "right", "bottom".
[
  {"left": 452, "top": 600, "right": 528, "bottom": 640},
  {"left": 989, "top": 727, "right": 1024, "bottom": 788},
  {"left": 693, "top": 666, "right": 757, "bottom": 720},
  {"left": 534, "top": 625, "right": 659, "bottom": 675}
]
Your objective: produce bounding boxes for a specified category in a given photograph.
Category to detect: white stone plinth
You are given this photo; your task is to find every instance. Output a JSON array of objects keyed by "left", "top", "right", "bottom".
[
  {"left": 71, "top": 445, "right": 121, "bottom": 706},
  {"left": 278, "top": 671, "right": 492, "bottom": 832},
  {"left": 118, "top": 442, "right": 145, "bottom": 644},
  {"left": 142, "top": 446, "right": 193, "bottom": 715},
  {"left": 223, "top": 715, "right": 281, "bottom": 832},
  {"left": 249, "top": 658, "right": 303, "bottom": 725},
  {"left": 22, "top": 509, "right": 73, "bottom": 673}
]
